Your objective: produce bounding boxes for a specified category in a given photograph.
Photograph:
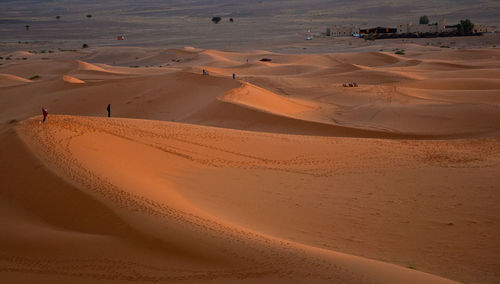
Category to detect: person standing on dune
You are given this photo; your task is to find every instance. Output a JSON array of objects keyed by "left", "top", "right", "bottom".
[
  {"left": 42, "top": 107, "right": 48, "bottom": 123},
  {"left": 107, "top": 104, "right": 111, "bottom": 117}
]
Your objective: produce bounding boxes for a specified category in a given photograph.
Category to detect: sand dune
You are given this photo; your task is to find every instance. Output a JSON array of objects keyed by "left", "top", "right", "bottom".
[
  {"left": 73, "top": 60, "right": 108, "bottom": 72},
  {"left": 402, "top": 78, "right": 500, "bottom": 90},
  {"left": 62, "top": 75, "right": 85, "bottom": 84},
  {"left": 218, "top": 82, "right": 316, "bottom": 116},
  {"left": 0, "top": 73, "right": 32, "bottom": 87},
  {"left": 1, "top": 46, "right": 499, "bottom": 283},
  {"left": 5, "top": 115, "right": 464, "bottom": 283}
]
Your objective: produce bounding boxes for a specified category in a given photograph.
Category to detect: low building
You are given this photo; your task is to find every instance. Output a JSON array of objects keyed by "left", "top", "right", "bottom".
[
  {"left": 397, "top": 19, "right": 447, "bottom": 34},
  {"left": 473, "top": 24, "right": 489, "bottom": 33},
  {"left": 328, "top": 18, "right": 484, "bottom": 38},
  {"left": 327, "top": 25, "right": 358, "bottom": 37},
  {"left": 359, "top": 27, "right": 397, "bottom": 34}
]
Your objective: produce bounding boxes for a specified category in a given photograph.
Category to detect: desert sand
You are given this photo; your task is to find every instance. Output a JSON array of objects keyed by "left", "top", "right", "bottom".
[{"left": 1, "top": 45, "right": 499, "bottom": 283}]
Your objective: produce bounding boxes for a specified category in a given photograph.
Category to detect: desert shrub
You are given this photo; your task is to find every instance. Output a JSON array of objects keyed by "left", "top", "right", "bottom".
[
  {"left": 29, "top": 75, "right": 41, "bottom": 80},
  {"left": 259, "top": 58, "right": 272, "bottom": 62},
  {"left": 363, "top": 33, "right": 375, "bottom": 41},
  {"left": 395, "top": 50, "right": 405, "bottom": 55},
  {"left": 82, "top": 43, "right": 89, "bottom": 48},
  {"left": 9, "top": 119, "right": 18, "bottom": 124},
  {"left": 211, "top": 16, "right": 221, "bottom": 24}
]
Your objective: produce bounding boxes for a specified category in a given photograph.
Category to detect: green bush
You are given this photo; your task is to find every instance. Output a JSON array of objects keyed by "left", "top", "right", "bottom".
[
  {"left": 419, "top": 15, "right": 429, "bottom": 25},
  {"left": 211, "top": 16, "right": 221, "bottom": 24}
]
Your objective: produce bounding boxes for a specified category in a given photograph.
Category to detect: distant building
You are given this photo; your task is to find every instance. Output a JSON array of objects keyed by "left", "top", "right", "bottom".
[
  {"left": 327, "top": 25, "right": 358, "bottom": 37},
  {"left": 359, "top": 27, "right": 397, "bottom": 34},
  {"left": 328, "top": 18, "right": 485, "bottom": 38},
  {"left": 473, "top": 24, "right": 489, "bottom": 33},
  {"left": 397, "top": 19, "right": 448, "bottom": 34}
]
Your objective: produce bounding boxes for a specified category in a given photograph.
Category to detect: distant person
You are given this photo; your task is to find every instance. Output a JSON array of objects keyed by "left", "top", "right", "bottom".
[
  {"left": 232, "top": 73, "right": 236, "bottom": 79},
  {"left": 42, "top": 107, "right": 48, "bottom": 123},
  {"left": 107, "top": 104, "right": 111, "bottom": 117}
]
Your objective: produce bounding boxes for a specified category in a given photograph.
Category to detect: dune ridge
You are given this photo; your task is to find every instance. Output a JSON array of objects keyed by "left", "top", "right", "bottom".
[
  {"left": 62, "top": 75, "right": 85, "bottom": 84},
  {"left": 0, "top": 73, "right": 32, "bottom": 87}
]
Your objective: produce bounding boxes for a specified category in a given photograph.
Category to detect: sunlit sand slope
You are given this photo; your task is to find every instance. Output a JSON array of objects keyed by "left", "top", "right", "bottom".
[{"left": 0, "top": 115, "right": 469, "bottom": 283}]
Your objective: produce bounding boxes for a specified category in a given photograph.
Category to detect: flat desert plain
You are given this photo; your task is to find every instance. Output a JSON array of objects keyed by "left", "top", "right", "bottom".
[{"left": 1, "top": 44, "right": 499, "bottom": 283}]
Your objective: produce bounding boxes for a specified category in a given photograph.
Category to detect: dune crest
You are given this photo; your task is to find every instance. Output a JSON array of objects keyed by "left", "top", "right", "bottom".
[
  {"left": 62, "top": 75, "right": 85, "bottom": 84},
  {"left": 73, "top": 60, "right": 108, "bottom": 72},
  {"left": 0, "top": 73, "right": 32, "bottom": 87},
  {"left": 218, "top": 82, "right": 316, "bottom": 116}
]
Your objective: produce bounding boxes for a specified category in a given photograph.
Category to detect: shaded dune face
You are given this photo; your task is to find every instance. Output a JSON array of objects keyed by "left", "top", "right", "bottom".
[{"left": 0, "top": 47, "right": 499, "bottom": 283}]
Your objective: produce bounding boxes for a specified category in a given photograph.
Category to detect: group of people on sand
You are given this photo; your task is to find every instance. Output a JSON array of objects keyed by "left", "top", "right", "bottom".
[
  {"left": 342, "top": 82, "right": 358, "bottom": 87},
  {"left": 202, "top": 69, "right": 237, "bottom": 79},
  {"left": 41, "top": 103, "right": 111, "bottom": 123}
]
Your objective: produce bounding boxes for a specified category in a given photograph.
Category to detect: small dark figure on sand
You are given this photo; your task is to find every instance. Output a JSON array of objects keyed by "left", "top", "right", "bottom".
[
  {"left": 107, "top": 104, "right": 111, "bottom": 117},
  {"left": 42, "top": 107, "right": 48, "bottom": 123}
]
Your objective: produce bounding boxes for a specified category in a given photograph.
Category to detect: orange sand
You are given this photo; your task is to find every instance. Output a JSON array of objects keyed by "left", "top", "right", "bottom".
[{"left": 1, "top": 46, "right": 499, "bottom": 283}]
